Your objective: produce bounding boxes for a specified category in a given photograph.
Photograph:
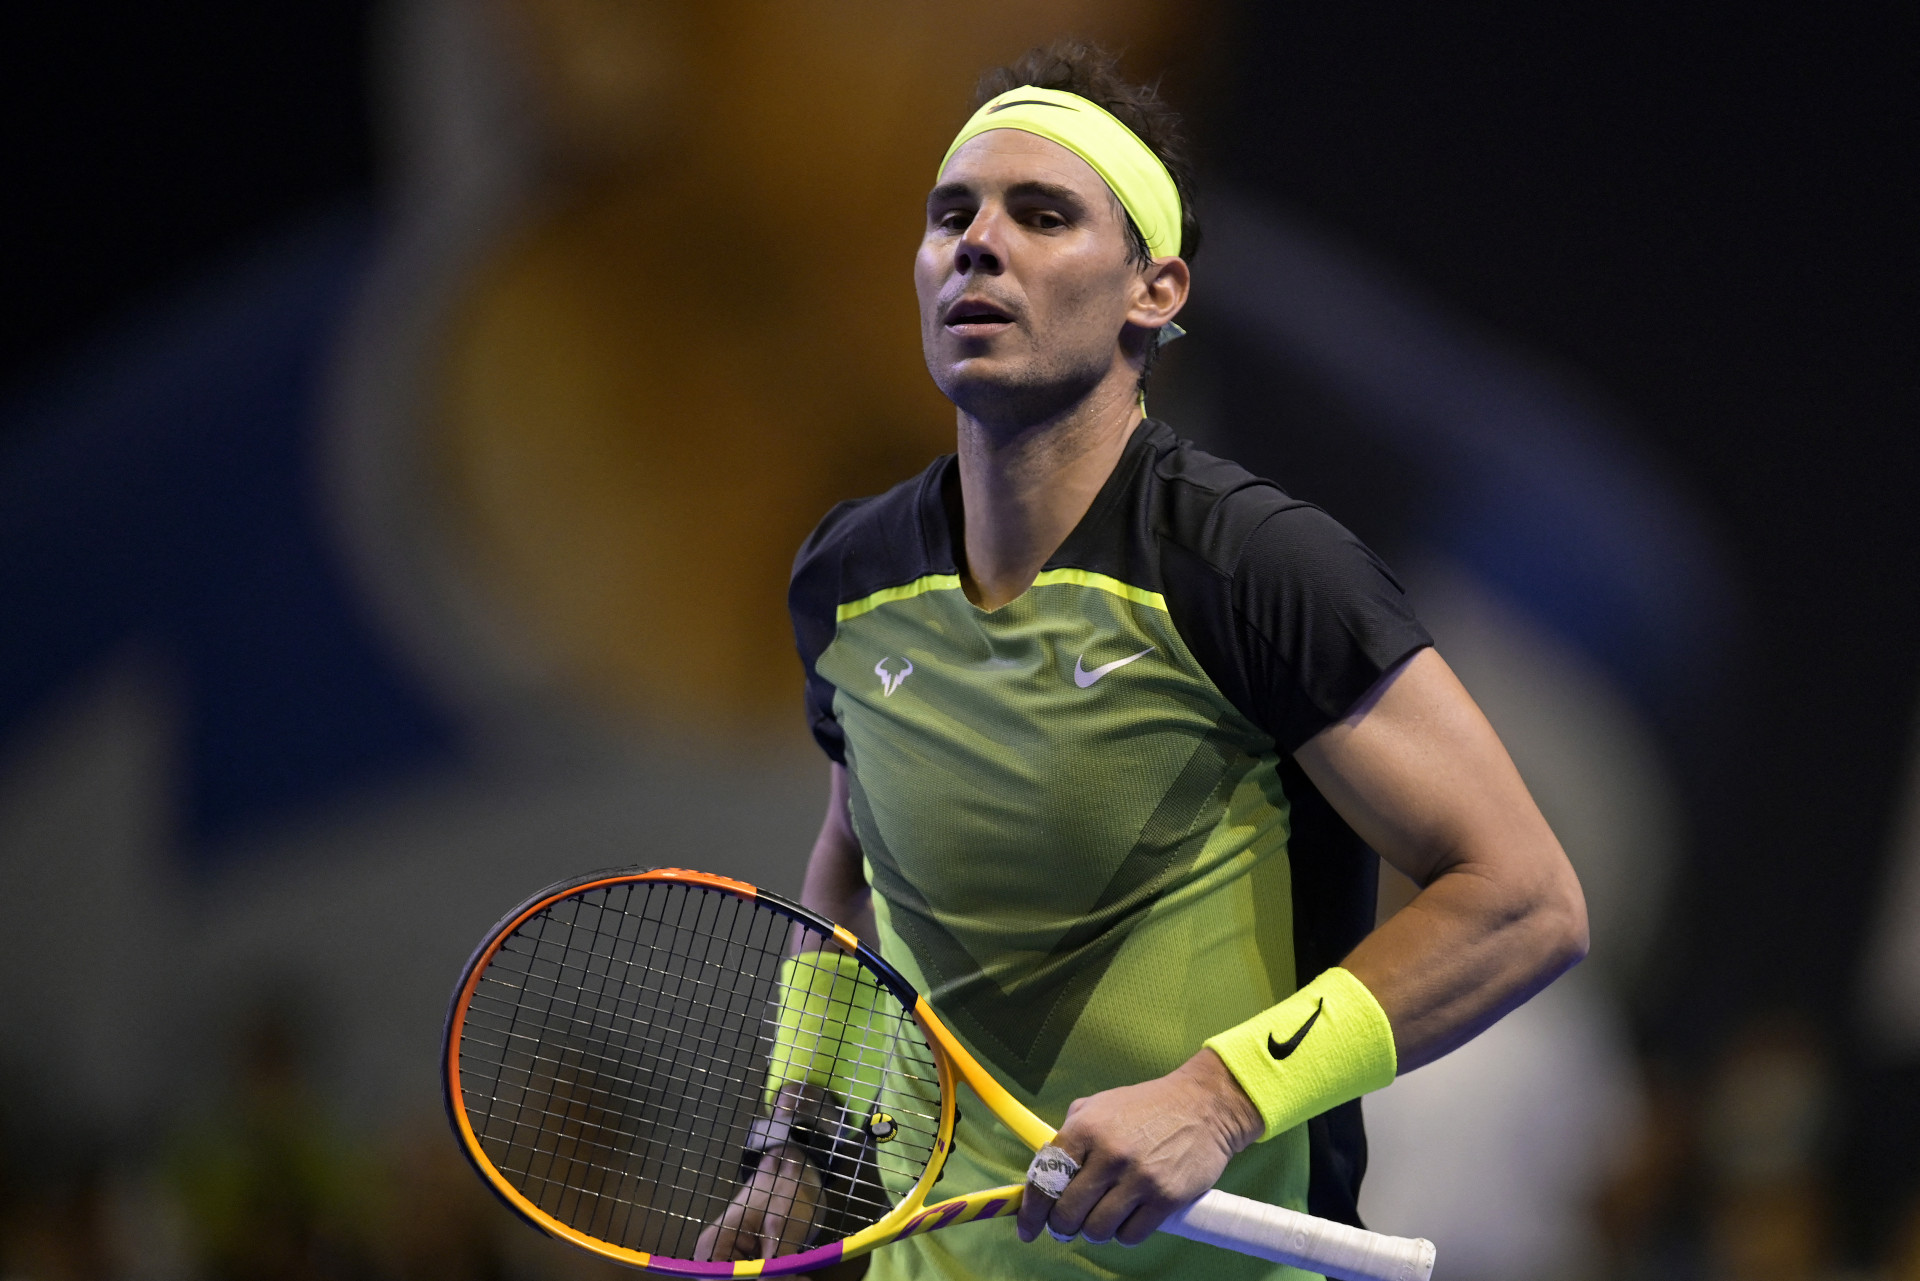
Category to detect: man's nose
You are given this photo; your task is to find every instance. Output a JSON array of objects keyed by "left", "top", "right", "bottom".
[{"left": 953, "top": 207, "right": 1006, "bottom": 276}]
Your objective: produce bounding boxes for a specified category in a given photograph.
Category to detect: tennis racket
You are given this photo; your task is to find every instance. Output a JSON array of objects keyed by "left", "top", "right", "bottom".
[{"left": 443, "top": 866, "right": 1436, "bottom": 1280}]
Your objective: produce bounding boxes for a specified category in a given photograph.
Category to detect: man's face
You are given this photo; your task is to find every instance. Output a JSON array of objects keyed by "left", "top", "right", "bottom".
[{"left": 915, "top": 130, "right": 1151, "bottom": 426}]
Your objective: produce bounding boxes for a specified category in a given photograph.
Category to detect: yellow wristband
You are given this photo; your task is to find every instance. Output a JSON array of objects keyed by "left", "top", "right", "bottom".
[
  {"left": 1202, "top": 967, "right": 1398, "bottom": 1143},
  {"left": 764, "top": 951, "right": 892, "bottom": 1111}
]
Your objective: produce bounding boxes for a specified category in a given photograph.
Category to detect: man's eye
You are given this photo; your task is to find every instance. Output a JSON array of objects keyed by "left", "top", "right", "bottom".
[
  {"left": 938, "top": 211, "right": 972, "bottom": 232},
  {"left": 1031, "top": 212, "right": 1066, "bottom": 230}
]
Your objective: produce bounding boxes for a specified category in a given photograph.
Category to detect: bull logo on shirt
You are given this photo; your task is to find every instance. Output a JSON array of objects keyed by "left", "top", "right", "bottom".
[{"left": 875, "top": 657, "right": 914, "bottom": 696}]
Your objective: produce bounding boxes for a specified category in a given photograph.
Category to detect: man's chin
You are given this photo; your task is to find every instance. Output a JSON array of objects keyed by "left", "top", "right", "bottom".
[{"left": 933, "top": 360, "right": 1100, "bottom": 430}]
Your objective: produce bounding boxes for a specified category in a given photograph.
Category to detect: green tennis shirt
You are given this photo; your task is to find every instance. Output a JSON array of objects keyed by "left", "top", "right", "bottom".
[{"left": 788, "top": 420, "right": 1430, "bottom": 1280}]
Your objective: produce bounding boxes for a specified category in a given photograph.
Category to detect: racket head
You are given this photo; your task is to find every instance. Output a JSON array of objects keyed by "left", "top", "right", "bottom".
[{"left": 442, "top": 867, "right": 960, "bottom": 1276}]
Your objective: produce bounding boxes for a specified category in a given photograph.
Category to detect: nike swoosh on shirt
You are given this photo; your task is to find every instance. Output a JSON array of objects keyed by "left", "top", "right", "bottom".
[
  {"left": 1267, "top": 999, "right": 1324, "bottom": 1060},
  {"left": 1072, "top": 646, "right": 1155, "bottom": 688}
]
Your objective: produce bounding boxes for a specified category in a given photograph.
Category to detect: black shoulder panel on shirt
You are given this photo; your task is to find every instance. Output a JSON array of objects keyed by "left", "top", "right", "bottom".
[
  {"left": 1145, "top": 425, "right": 1432, "bottom": 754},
  {"left": 1037, "top": 421, "right": 1431, "bottom": 750},
  {"left": 788, "top": 456, "right": 959, "bottom": 763}
]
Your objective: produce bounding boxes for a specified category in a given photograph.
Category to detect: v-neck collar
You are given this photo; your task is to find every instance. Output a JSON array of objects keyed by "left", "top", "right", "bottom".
[{"left": 922, "top": 418, "right": 1167, "bottom": 610}]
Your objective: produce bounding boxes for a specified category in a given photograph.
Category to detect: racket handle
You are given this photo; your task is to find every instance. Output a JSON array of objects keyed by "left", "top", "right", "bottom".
[{"left": 1162, "top": 1189, "right": 1436, "bottom": 1281}]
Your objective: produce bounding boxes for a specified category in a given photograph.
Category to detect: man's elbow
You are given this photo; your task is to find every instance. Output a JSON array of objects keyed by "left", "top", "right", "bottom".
[{"left": 1539, "top": 859, "right": 1590, "bottom": 975}]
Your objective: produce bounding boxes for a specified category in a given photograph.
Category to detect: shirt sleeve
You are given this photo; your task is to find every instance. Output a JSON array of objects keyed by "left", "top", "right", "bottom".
[
  {"left": 1162, "top": 498, "right": 1432, "bottom": 754},
  {"left": 788, "top": 502, "right": 859, "bottom": 765}
]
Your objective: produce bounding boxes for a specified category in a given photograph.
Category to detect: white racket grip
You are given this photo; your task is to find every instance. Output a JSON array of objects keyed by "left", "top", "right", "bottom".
[{"left": 1162, "top": 1189, "right": 1436, "bottom": 1281}]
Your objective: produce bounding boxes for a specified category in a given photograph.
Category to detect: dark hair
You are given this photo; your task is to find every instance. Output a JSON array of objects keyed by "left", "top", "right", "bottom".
[{"left": 972, "top": 40, "right": 1202, "bottom": 268}]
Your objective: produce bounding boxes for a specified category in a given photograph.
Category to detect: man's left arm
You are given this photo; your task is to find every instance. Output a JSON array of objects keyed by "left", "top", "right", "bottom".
[
  {"left": 1021, "top": 646, "right": 1588, "bottom": 1246},
  {"left": 1297, "top": 646, "right": 1589, "bottom": 1068}
]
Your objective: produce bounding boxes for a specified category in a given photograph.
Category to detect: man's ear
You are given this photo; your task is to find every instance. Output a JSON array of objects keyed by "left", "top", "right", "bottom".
[{"left": 1128, "top": 256, "right": 1191, "bottom": 331}]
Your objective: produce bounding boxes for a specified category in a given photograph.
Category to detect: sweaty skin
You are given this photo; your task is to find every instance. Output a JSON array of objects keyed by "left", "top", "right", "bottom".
[{"left": 713, "top": 126, "right": 1589, "bottom": 1257}]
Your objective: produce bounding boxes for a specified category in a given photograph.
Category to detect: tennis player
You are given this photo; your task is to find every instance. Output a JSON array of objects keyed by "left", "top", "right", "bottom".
[{"left": 706, "top": 43, "right": 1588, "bottom": 1278}]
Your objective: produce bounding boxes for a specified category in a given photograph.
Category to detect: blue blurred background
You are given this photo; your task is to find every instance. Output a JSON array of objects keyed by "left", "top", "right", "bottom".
[{"left": 1, "top": 3, "right": 1914, "bottom": 1278}]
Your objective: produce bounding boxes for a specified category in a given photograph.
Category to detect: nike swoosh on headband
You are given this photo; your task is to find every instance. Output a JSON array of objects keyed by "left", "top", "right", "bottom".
[
  {"left": 941, "top": 86, "right": 1182, "bottom": 261},
  {"left": 1072, "top": 646, "right": 1154, "bottom": 688},
  {"left": 988, "top": 99, "right": 1078, "bottom": 113},
  {"left": 1267, "top": 999, "right": 1324, "bottom": 1061}
]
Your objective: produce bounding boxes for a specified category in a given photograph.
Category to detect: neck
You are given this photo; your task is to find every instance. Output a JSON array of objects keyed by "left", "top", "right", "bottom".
[{"left": 954, "top": 373, "right": 1144, "bottom": 610}]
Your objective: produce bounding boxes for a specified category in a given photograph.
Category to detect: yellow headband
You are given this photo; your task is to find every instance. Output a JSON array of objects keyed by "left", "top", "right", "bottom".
[{"left": 938, "top": 85, "right": 1184, "bottom": 261}]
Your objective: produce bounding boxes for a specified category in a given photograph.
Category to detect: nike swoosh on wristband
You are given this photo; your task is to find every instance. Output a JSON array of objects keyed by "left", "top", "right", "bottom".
[
  {"left": 1267, "top": 999, "right": 1324, "bottom": 1060},
  {"left": 1072, "top": 646, "right": 1154, "bottom": 688}
]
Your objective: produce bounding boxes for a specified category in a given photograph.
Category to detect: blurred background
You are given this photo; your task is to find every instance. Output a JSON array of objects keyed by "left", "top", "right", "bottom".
[{"left": 0, "top": 2, "right": 1913, "bottom": 1278}]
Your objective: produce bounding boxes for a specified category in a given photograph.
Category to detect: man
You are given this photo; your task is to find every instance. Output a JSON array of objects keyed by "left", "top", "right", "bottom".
[{"left": 705, "top": 43, "right": 1588, "bottom": 1279}]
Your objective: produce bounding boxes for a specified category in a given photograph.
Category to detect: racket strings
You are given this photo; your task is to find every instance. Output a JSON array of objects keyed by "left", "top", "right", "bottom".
[
  {"left": 480, "top": 891, "right": 773, "bottom": 1244},
  {"left": 767, "top": 945, "right": 947, "bottom": 1204},
  {"left": 456, "top": 880, "right": 944, "bottom": 1261},
  {"left": 469, "top": 882, "right": 754, "bottom": 1248}
]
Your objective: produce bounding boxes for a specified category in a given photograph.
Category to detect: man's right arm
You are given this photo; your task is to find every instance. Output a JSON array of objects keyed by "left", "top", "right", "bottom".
[{"left": 799, "top": 763, "right": 876, "bottom": 945}]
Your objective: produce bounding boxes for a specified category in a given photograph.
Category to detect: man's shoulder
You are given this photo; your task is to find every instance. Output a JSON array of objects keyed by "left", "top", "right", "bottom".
[
  {"left": 790, "top": 454, "right": 956, "bottom": 621},
  {"left": 1140, "top": 422, "right": 1331, "bottom": 578},
  {"left": 1139, "top": 421, "right": 1429, "bottom": 754}
]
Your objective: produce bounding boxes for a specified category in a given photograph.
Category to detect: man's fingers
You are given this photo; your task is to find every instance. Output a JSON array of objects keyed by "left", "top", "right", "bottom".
[
  {"left": 697, "top": 1150, "right": 820, "bottom": 1262},
  {"left": 1053, "top": 1154, "right": 1153, "bottom": 1243},
  {"left": 771, "top": 1199, "right": 814, "bottom": 1256},
  {"left": 1044, "top": 1153, "right": 1120, "bottom": 1240},
  {"left": 1016, "top": 1185, "right": 1053, "bottom": 1242},
  {"left": 1017, "top": 1056, "right": 1250, "bottom": 1249},
  {"left": 1113, "top": 1196, "right": 1177, "bottom": 1247},
  {"left": 700, "top": 1220, "right": 755, "bottom": 1263},
  {"left": 1063, "top": 1173, "right": 1188, "bottom": 1246},
  {"left": 1017, "top": 1173, "right": 1062, "bottom": 1241},
  {"left": 1018, "top": 1141, "right": 1084, "bottom": 1242},
  {"left": 697, "top": 1193, "right": 758, "bottom": 1262},
  {"left": 1074, "top": 1184, "right": 1140, "bottom": 1245}
]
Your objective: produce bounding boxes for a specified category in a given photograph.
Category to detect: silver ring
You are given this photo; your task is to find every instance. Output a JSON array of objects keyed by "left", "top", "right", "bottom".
[{"left": 1026, "top": 1144, "right": 1080, "bottom": 1200}]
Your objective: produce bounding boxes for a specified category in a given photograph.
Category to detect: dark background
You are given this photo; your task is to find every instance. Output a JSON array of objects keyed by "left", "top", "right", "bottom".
[
  {"left": 1, "top": 0, "right": 377, "bottom": 389},
  {"left": 1211, "top": 3, "right": 1917, "bottom": 1047},
  {"left": 3, "top": 0, "right": 1914, "bottom": 1269}
]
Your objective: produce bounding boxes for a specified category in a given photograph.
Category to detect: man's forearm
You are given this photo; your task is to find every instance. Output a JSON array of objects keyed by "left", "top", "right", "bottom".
[
  {"left": 798, "top": 763, "right": 877, "bottom": 945},
  {"left": 1294, "top": 649, "right": 1590, "bottom": 1072},
  {"left": 1341, "top": 855, "right": 1587, "bottom": 1072}
]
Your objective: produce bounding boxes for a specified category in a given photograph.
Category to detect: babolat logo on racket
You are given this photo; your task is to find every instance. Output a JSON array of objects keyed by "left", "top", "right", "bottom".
[{"left": 1268, "top": 998, "right": 1324, "bottom": 1061}]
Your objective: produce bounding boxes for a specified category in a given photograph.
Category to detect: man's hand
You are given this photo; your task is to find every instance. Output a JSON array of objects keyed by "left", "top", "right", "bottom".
[
  {"left": 1016, "top": 1048, "right": 1263, "bottom": 1247},
  {"left": 695, "top": 1148, "right": 825, "bottom": 1262}
]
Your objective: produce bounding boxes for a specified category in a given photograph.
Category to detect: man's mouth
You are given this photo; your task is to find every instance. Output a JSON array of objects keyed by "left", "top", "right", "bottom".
[{"left": 943, "top": 298, "right": 1015, "bottom": 334}]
